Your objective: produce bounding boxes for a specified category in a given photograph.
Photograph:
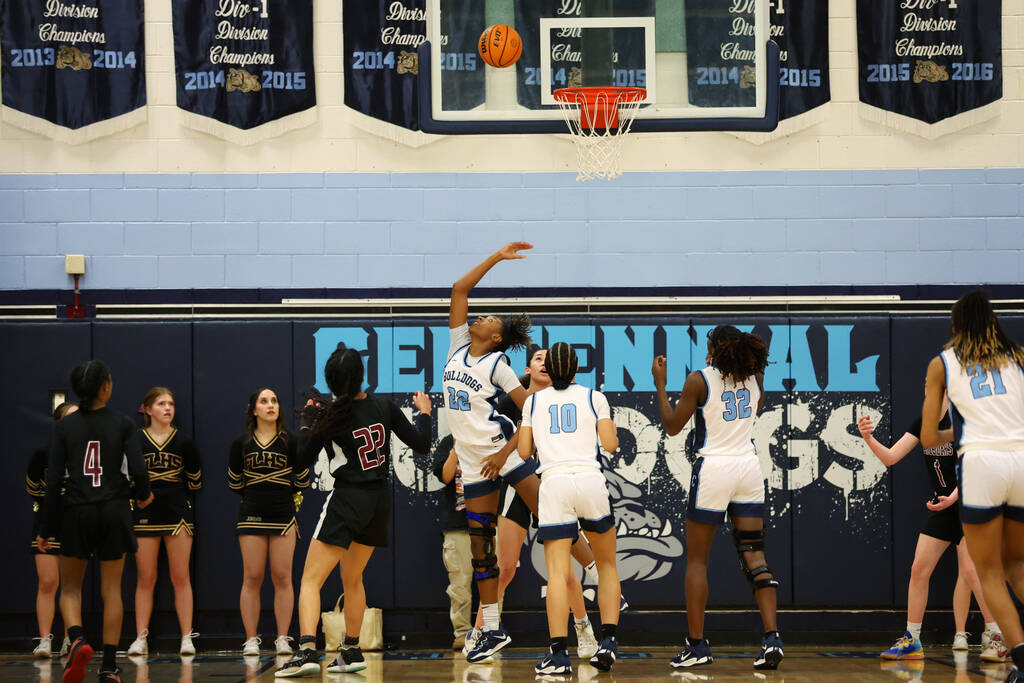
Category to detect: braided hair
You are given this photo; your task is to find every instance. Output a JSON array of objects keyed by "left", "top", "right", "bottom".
[
  {"left": 544, "top": 341, "right": 578, "bottom": 391},
  {"left": 314, "top": 343, "right": 365, "bottom": 437},
  {"left": 495, "top": 314, "right": 532, "bottom": 353},
  {"left": 707, "top": 325, "right": 769, "bottom": 384},
  {"left": 69, "top": 360, "right": 111, "bottom": 410},
  {"left": 946, "top": 289, "right": 1024, "bottom": 371}
]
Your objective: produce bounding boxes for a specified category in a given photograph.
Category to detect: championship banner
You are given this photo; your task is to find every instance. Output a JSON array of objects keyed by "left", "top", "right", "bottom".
[
  {"left": 342, "top": 0, "right": 483, "bottom": 147},
  {"left": 173, "top": 0, "right": 316, "bottom": 145},
  {"left": 684, "top": 0, "right": 757, "bottom": 108},
  {"left": 0, "top": 0, "right": 146, "bottom": 144},
  {"left": 734, "top": 0, "right": 830, "bottom": 144},
  {"left": 857, "top": 0, "right": 1002, "bottom": 139}
]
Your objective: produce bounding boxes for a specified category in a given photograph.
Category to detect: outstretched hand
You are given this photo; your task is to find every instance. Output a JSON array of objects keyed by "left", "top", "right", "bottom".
[
  {"left": 651, "top": 355, "right": 668, "bottom": 388},
  {"left": 496, "top": 242, "right": 533, "bottom": 261},
  {"left": 857, "top": 414, "right": 875, "bottom": 439},
  {"left": 412, "top": 391, "right": 432, "bottom": 415}
]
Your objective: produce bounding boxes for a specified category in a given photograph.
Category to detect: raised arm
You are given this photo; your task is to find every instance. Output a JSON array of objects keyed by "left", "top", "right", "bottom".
[
  {"left": 857, "top": 414, "right": 919, "bottom": 467},
  {"left": 652, "top": 357, "right": 705, "bottom": 437},
  {"left": 389, "top": 391, "right": 433, "bottom": 454},
  {"left": 920, "top": 356, "right": 947, "bottom": 449},
  {"left": 450, "top": 242, "right": 532, "bottom": 328}
]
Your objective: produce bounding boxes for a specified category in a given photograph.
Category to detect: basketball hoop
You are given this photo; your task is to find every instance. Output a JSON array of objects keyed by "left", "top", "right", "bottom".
[{"left": 552, "top": 86, "right": 646, "bottom": 182}]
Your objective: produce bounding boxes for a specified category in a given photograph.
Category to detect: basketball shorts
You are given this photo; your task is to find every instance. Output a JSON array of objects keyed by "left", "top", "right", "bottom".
[
  {"left": 457, "top": 442, "right": 539, "bottom": 499},
  {"left": 313, "top": 483, "right": 390, "bottom": 549},
  {"left": 959, "top": 449, "right": 1024, "bottom": 524},
  {"left": 921, "top": 501, "right": 963, "bottom": 544},
  {"left": 498, "top": 484, "right": 535, "bottom": 529},
  {"left": 133, "top": 487, "right": 195, "bottom": 537},
  {"left": 60, "top": 499, "right": 137, "bottom": 561},
  {"left": 687, "top": 455, "right": 765, "bottom": 525},
  {"left": 31, "top": 510, "right": 61, "bottom": 555},
  {"left": 236, "top": 495, "right": 299, "bottom": 537},
  {"left": 537, "top": 469, "right": 613, "bottom": 543}
]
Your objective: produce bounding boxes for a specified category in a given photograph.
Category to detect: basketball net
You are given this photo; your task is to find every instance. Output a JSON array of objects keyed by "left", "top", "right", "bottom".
[{"left": 553, "top": 87, "right": 646, "bottom": 182}]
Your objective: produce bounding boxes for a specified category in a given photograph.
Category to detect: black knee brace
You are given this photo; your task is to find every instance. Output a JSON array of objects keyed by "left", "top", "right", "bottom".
[
  {"left": 732, "top": 528, "right": 780, "bottom": 593},
  {"left": 466, "top": 511, "right": 498, "bottom": 581}
]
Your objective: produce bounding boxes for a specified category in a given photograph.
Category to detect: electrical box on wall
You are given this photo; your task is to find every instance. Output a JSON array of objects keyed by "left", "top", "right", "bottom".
[{"left": 65, "top": 255, "right": 85, "bottom": 275}]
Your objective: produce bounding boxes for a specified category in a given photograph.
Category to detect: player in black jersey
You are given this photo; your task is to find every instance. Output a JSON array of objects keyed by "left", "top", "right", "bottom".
[
  {"left": 275, "top": 344, "right": 432, "bottom": 678},
  {"left": 127, "top": 387, "right": 202, "bottom": 657},
  {"left": 27, "top": 401, "right": 77, "bottom": 658},
  {"left": 465, "top": 348, "right": 598, "bottom": 659},
  {"left": 37, "top": 360, "right": 153, "bottom": 683},
  {"left": 230, "top": 387, "right": 309, "bottom": 657},
  {"left": 859, "top": 403, "right": 1001, "bottom": 660}
]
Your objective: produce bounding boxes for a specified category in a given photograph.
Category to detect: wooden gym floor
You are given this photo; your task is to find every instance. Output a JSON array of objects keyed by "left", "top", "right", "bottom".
[{"left": 0, "top": 646, "right": 1013, "bottom": 682}]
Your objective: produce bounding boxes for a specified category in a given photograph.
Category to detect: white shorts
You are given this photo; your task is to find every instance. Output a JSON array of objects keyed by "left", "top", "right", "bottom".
[
  {"left": 688, "top": 455, "right": 765, "bottom": 524},
  {"left": 959, "top": 449, "right": 1024, "bottom": 524},
  {"left": 537, "top": 469, "right": 614, "bottom": 542},
  {"left": 456, "top": 441, "right": 539, "bottom": 499}
]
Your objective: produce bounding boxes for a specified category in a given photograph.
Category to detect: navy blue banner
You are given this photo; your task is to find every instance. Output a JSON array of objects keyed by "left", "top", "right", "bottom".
[
  {"left": 0, "top": 0, "right": 145, "bottom": 142},
  {"left": 343, "top": 0, "right": 483, "bottom": 135},
  {"left": 685, "top": 0, "right": 757, "bottom": 108},
  {"left": 173, "top": 0, "right": 316, "bottom": 143},
  {"left": 774, "top": 1, "right": 829, "bottom": 121},
  {"left": 858, "top": 0, "right": 1002, "bottom": 134}
]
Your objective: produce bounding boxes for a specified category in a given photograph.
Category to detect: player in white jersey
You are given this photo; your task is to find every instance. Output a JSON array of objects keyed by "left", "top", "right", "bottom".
[
  {"left": 652, "top": 325, "right": 783, "bottom": 671},
  {"left": 445, "top": 242, "right": 607, "bottom": 663},
  {"left": 920, "top": 290, "right": 1024, "bottom": 681},
  {"left": 519, "top": 342, "right": 621, "bottom": 675}
]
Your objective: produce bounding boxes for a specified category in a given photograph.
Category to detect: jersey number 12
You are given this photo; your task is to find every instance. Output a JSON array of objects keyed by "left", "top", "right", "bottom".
[{"left": 84, "top": 440, "right": 103, "bottom": 487}]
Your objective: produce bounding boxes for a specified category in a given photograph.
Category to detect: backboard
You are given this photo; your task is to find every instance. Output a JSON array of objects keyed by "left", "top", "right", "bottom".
[{"left": 420, "top": 0, "right": 779, "bottom": 134}]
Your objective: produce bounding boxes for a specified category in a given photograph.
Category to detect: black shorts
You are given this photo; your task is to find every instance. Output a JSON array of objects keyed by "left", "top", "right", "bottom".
[
  {"left": 314, "top": 484, "right": 390, "bottom": 549},
  {"left": 921, "top": 501, "right": 963, "bottom": 544},
  {"left": 60, "top": 499, "right": 137, "bottom": 561},
  {"left": 31, "top": 510, "right": 61, "bottom": 555},
  {"left": 134, "top": 488, "right": 195, "bottom": 537},
  {"left": 498, "top": 485, "right": 535, "bottom": 530},
  {"left": 236, "top": 496, "right": 298, "bottom": 536}
]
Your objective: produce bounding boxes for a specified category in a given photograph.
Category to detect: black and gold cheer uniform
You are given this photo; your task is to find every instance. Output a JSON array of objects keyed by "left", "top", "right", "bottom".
[
  {"left": 908, "top": 414, "right": 962, "bottom": 543},
  {"left": 229, "top": 431, "right": 307, "bottom": 536},
  {"left": 42, "top": 407, "right": 151, "bottom": 561},
  {"left": 27, "top": 447, "right": 61, "bottom": 554},
  {"left": 299, "top": 396, "right": 431, "bottom": 548},
  {"left": 133, "top": 428, "right": 202, "bottom": 537}
]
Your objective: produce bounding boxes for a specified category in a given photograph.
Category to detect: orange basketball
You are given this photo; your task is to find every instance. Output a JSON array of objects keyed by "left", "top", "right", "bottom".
[{"left": 478, "top": 24, "right": 523, "bottom": 68}]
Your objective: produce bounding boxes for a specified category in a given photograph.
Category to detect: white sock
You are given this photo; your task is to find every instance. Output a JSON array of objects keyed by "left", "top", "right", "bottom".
[
  {"left": 906, "top": 622, "right": 922, "bottom": 639},
  {"left": 986, "top": 622, "right": 1001, "bottom": 633},
  {"left": 584, "top": 561, "right": 599, "bottom": 585},
  {"left": 574, "top": 616, "right": 590, "bottom": 627},
  {"left": 482, "top": 603, "right": 500, "bottom": 632}
]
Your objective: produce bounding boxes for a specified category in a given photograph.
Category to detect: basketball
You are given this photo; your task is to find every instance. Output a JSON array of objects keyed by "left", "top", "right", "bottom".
[{"left": 478, "top": 24, "right": 522, "bottom": 68}]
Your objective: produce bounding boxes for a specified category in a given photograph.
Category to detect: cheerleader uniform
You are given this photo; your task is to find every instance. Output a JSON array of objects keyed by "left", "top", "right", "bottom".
[
  {"left": 229, "top": 431, "right": 308, "bottom": 536},
  {"left": 300, "top": 395, "right": 431, "bottom": 548},
  {"left": 27, "top": 447, "right": 61, "bottom": 554},
  {"left": 133, "top": 428, "right": 202, "bottom": 537}
]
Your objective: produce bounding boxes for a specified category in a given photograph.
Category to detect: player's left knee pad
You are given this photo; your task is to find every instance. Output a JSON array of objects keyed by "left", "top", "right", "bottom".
[
  {"left": 466, "top": 511, "right": 498, "bottom": 581},
  {"left": 732, "top": 528, "right": 780, "bottom": 593}
]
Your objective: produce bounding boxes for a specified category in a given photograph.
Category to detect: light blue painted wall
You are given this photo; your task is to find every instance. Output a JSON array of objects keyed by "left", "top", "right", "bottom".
[{"left": 0, "top": 170, "right": 1021, "bottom": 290}]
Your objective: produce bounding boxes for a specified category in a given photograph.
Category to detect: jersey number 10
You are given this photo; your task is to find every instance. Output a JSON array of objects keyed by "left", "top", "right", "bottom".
[
  {"left": 84, "top": 440, "right": 103, "bottom": 487},
  {"left": 548, "top": 404, "right": 578, "bottom": 434}
]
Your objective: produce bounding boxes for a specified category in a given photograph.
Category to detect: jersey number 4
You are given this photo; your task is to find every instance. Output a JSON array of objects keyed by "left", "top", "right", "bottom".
[
  {"left": 353, "top": 424, "right": 386, "bottom": 470},
  {"left": 721, "top": 389, "right": 752, "bottom": 421},
  {"left": 83, "top": 440, "right": 103, "bottom": 487}
]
